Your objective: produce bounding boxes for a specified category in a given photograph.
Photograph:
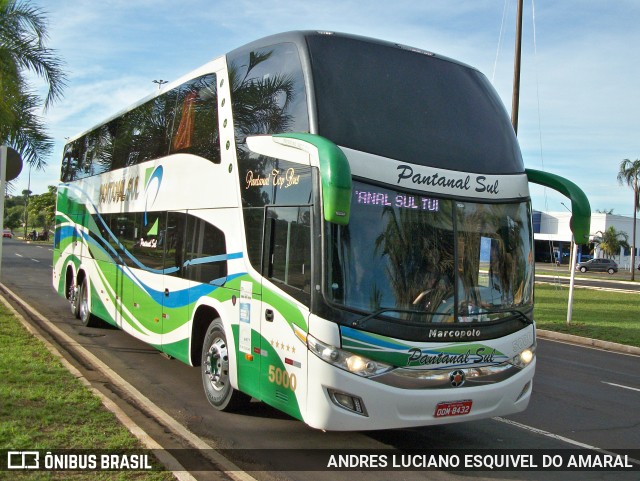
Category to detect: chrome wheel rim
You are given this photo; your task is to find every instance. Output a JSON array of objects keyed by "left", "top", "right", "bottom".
[{"left": 204, "top": 337, "right": 229, "bottom": 392}]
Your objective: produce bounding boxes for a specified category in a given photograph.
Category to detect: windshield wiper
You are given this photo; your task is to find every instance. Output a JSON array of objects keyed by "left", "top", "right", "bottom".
[
  {"left": 471, "top": 307, "right": 533, "bottom": 324},
  {"left": 500, "top": 308, "right": 534, "bottom": 324},
  {"left": 351, "top": 308, "right": 445, "bottom": 328}
]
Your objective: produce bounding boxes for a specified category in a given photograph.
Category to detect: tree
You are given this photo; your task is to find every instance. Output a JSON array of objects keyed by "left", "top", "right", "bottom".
[
  {"left": 592, "top": 226, "right": 629, "bottom": 261},
  {"left": 3, "top": 191, "right": 26, "bottom": 230},
  {"left": 26, "top": 185, "right": 56, "bottom": 232},
  {"left": 617, "top": 158, "right": 640, "bottom": 280},
  {"left": 0, "top": 0, "right": 66, "bottom": 169}
]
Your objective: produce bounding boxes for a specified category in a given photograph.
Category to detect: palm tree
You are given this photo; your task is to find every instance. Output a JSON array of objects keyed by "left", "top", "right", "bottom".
[
  {"left": 617, "top": 158, "right": 640, "bottom": 280},
  {"left": 592, "top": 226, "right": 629, "bottom": 262},
  {"left": 0, "top": 0, "right": 66, "bottom": 168}
]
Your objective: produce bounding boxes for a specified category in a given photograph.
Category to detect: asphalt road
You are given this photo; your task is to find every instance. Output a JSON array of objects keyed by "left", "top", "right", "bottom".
[{"left": 1, "top": 238, "right": 638, "bottom": 481}]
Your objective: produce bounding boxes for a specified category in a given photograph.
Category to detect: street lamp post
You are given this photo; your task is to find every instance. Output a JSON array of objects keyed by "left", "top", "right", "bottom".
[
  {"left": 561, "top": 202, "right": 579, "bottom": 325},
  {"left": 23, "top": 165, "right": 31, "bottom": 240},
  {"left": 152, "top": 79, "right": 168, "bottom": 90}
]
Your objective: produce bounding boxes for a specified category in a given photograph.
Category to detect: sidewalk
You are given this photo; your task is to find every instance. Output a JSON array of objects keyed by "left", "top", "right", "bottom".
[{"left": 537, "top": 329, "right": 640, "bottom": 356}]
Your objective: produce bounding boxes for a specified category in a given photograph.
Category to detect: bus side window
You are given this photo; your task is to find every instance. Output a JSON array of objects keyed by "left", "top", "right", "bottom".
[
  {"left": 243, "top": 207, "right": 265, "bottom": 270},
  {"left": 263, "top": 206, "right": 311, "bottom": 305},
  {"left": 131, "top": 212, "right": 165, "bottom": 271},
  {"left": 184, "top": 215, "right": 228, "bottom": 285},
  {"left": 170, "top": 74, "right": 220, "bottom": 163},
  {"left": 164, "top": 212, "right": 186, "bottom": 277},
  {"left": 60, "top": 140, "right": 85, "bottom": 182}
]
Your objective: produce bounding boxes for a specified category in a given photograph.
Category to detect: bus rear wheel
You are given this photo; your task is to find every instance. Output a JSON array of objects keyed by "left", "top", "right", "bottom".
[
  {"left": 201, "top": 319, "right": 249, "bottom": 411},
  {"left": 78, "top": 277, "right": 101, "bottom": 327},
  {"left": 69, "top": 282, "right": 80, "bottom": 319}
]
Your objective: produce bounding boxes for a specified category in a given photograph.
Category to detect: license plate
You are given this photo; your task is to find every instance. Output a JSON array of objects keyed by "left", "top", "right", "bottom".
[{"left": 434, "top": 400, "right": 472, "bottom": 418}]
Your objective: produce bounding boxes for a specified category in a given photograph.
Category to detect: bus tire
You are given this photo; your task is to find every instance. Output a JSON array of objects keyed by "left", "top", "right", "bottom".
[
  {"left": 69, "top": 282, "right": 80, "bottom": 319},
  {"left": 78, "top": 277, "right": 101, "bottom": 328},
  {"left": 201, "top": 319, "right": 249, "bottom": 412}
]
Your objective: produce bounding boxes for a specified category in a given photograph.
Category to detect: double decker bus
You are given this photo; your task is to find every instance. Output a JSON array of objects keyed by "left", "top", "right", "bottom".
[{"left": 53, "top": 31, "right": 590, "bottom": 430}]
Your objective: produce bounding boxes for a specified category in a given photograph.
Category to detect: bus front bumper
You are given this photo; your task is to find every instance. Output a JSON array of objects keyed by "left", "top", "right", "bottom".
[{"left": 303, "top": 355, "right": 535, "bottom": 431}]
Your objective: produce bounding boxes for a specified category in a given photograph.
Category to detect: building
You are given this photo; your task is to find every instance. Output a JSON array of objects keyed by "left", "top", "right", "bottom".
[{"left": 533, "top": 211, "right": 640, "bottom": 270}]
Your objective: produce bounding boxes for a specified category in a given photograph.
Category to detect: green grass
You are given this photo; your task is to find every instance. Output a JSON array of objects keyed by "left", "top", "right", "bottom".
[
  {"left": 0, "top": 303, "right": 174, "bottom": 480},
  {"left": 534, "top": 283, "right": 640, "bottom": 347}
]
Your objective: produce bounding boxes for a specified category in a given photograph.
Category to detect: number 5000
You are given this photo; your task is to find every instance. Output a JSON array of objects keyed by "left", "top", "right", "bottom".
[{"left": 268, "top": 365, "right": 297, "bottom": 392}]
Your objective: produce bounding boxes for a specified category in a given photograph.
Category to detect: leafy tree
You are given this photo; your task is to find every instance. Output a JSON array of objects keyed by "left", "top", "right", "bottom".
[
  {"left": 2, "top": 191, "right": 26, "bottom": 230},
  {"left": 26, "top": 185, "right": 55, "bottom": 231},
  {"left": 4, "top": 203, "right": 24, "bottom": 229},
  {"left": 592, "top": 226, "right": 629, "bottom": 260},
  {"left": 617, "top": 158, "right": 640, "bottom": 280},
  {"left": 0, "top": 0, "right": 66, "bottom": 168}
]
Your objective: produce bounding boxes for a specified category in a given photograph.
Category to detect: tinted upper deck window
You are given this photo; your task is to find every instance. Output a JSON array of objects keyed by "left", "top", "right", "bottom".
[{"left": 306, "top": 34, "right": 523, "bottom": 175}]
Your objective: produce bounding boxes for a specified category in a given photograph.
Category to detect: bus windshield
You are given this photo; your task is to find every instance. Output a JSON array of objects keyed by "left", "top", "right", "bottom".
[{"left": 325, "top": 181, "right": 534, "bottom": 329}]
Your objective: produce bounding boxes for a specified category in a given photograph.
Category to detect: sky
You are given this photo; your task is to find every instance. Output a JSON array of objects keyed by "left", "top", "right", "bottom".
[{"left": 21, "top": 0, "right": 640, "bottom": 217}]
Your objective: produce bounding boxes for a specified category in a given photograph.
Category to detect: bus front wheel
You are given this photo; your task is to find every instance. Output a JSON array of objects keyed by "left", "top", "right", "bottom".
[{"left": 201, "top": 319, "right": 249, "bottom": 411}]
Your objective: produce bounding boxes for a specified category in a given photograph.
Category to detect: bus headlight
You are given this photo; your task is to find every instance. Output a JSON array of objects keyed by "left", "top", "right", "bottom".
[
  {"left": 508, "top": 344, "right": 536, "bottom": 369},
  {"left": 307, "top": 334, "right": 393, "bottom": 377}
]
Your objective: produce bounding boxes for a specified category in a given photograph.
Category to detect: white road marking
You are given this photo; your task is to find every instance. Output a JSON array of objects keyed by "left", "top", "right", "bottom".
[
  {"left": 494, "top": 417, "right": 600, "bottom": 449},
  {"left": 602, "top": 381, "right": 640, "bottom": 392},
  {"left": 494, "top": 417, "right": 640, "bottom": 466},
  {"left": 15, "top": 253, "right": 23, "bottom": 257}
]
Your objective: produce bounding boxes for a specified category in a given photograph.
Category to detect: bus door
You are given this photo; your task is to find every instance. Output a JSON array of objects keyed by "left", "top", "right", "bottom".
[
  {"left": 244, "top": 135, "right": 313, "bottom": 415},
  {"left": 260, "top": 206, "right": 312, "bottom": 414}
]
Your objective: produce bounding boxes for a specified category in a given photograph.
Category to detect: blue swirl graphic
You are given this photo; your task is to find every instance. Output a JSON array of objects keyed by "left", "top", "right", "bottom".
[{"left": 144, "top": 165, "right": 163, "bottom": 226}]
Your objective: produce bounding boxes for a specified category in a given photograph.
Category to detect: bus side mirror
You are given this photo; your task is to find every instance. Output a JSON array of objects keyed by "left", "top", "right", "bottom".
[
  {"left": 273, "top": 133, "right": 352, "bottom": 225},
  {"left": 525, "top": 168, "right": 591, "bottom": 245}
]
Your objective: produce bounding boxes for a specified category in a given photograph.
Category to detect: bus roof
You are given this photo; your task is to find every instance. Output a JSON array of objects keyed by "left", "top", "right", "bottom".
[{"left": 228, "top": 30, "right": 475, "bottom": 71}]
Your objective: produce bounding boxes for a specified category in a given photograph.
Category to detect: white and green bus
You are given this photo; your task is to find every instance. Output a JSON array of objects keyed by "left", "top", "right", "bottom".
[{"left": 53, "top": 31, "right": 590, "bottom": 431}]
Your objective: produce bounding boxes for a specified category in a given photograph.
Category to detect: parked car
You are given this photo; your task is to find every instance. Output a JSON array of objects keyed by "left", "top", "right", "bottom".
[
  {"left": 576, "top": 258, "right": 618, "bottom": 274},
  {"left": 2, "top": 229, "right": 12, "bottom": 238}
]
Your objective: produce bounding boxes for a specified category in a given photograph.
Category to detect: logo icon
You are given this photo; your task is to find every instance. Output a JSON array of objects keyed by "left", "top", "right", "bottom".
[
  {"left": 7, "top": 451, "right": 39, "bottom": 469},
  {"left": 449, "top": 370, "right": 466, "bottom": 387},
  {"left": 143, "top": 165, "right": 163, "bottom": 227}
]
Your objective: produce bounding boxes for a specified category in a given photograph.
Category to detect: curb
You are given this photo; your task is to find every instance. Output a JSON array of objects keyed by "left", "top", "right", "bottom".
[
  {"left": 0, "top": 283, "right": 257, "bottom": 481},
  {"left": 536, "top": 274, "right": 640, "bottom": 287},
  {"left": 537, "top": 329, "right": 640, "bottom": 356},
  {"left": 0, "top": 290, "right": 197, "bottom": 481}
]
